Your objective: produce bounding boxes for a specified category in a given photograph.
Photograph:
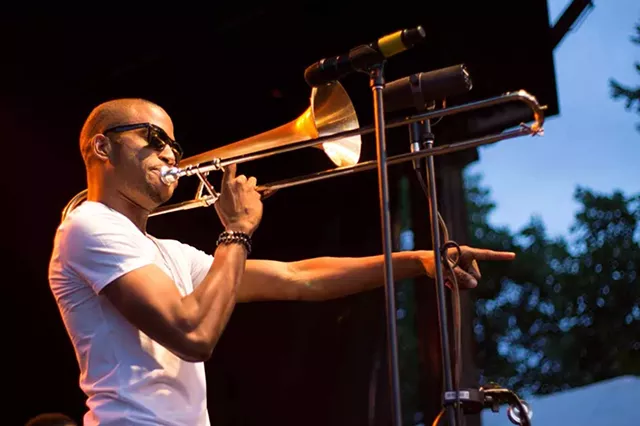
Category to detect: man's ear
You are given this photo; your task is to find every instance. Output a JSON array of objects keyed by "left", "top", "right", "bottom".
[{"left": 92, "top": 134, "right": 112, "bottom": 161}]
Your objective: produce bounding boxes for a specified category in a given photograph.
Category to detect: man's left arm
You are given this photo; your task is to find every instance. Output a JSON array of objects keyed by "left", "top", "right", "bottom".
[
  {"left": 237, "top": 251, "right": 427, "bottom": 302},
  {"left": 236, "top": 246, "right": 516, "bottom": 302}
]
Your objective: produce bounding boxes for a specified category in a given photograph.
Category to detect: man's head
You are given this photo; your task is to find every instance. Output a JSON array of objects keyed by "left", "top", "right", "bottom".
[
  {"left": 79, "top": 98, "right": 182, "bottom": 209},
  {"left": 25, "top": 412, "right": 77, "bottom": 426}
]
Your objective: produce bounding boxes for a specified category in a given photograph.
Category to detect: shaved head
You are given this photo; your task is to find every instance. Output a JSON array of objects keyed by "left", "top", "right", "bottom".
[
  {"left": 77, "top": 97, "right": 179, "bottom": 214},
  {"left": 79, "top": 98, "right": 173, "bottom": 167}
]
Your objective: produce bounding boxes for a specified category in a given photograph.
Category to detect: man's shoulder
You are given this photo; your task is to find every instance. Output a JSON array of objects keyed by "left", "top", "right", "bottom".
[
  {"left": 49, "top": 201, "right": 154, "bottom": 291},
  {"left": 56, "top": 201, "right": 133, "bottom": 241},
  {"left": 51, "top": 201, "right": 146, "bottom": 268}
]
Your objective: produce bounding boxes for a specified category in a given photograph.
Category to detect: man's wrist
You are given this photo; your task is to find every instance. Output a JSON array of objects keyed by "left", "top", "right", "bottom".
[
  {"left": 414, "top": 250, "right": 435, "bottom": 277},
  {"left": 217, "top": 230, "right": 252, "bottom": 255},
  {"left": 225, "top": 222, "right": 254, "bottom": 236}
]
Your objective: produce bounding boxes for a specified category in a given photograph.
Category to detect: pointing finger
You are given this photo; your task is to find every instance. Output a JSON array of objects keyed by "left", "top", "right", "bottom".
[{"left": 469, "top": 248, "right": 516, "bottom": 261}]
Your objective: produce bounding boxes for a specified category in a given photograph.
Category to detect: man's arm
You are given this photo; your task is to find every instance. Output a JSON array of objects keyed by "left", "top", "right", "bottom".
[
  {"left": 100, "top": 163, "right": 263, "bottom": 363},
  {"left": 103, "top": 243, "right": 248, "bottom": 363},
  {"left": 236, "top": 246, "right": 516, "bottom": 302},
  {"left": 237, "top": 251, "right": 427, "bottom": 302}
]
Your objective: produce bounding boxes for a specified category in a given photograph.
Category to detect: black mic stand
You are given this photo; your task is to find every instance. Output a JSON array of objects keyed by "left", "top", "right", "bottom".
[
  {"left": 409, "top": 113, "right": 460, "bottom": 426},
  {"left": 366, "top": 61, "right": 403, "bottom": 426},
  {"left": 363, "top": 56, "right": 533, "bottom": 426}
]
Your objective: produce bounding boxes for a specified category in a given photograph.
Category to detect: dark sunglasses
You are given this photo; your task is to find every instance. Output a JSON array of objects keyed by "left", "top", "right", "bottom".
[{"left": 102, "top": 122, "right": 184, "bottom": 162}]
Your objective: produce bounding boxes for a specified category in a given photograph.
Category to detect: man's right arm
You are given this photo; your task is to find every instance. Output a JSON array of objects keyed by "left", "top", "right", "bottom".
[
  {"left": 76, "top": 164, "right": 261, "bottom": 363},
  {"left": 102, "top": 243, "right": 248, "bottom": 362}
]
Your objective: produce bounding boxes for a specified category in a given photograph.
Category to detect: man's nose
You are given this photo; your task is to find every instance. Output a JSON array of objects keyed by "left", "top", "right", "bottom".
[{"left": 158, "top": 145, "right": 177, "bottom": 167}]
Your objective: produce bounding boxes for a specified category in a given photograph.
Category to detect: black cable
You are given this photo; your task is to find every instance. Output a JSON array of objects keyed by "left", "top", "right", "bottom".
[{"left": 414, "top": 167, "right": 464, "bottom": 426}]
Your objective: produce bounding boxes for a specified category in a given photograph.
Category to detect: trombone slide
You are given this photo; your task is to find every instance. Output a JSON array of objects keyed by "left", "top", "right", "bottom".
[{"left": 151, "top": 90, "right": 544, "bottom": 217}]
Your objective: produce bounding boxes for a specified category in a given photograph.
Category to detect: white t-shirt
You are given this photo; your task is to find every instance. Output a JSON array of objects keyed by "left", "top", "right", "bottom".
[{"left": 48, "top": 200, "right": 215, "bottom": 426}]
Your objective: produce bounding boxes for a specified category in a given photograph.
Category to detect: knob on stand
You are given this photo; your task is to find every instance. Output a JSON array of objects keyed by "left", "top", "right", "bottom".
[
  {"left": 440, "top": 384, "right": 533, "bottom": 426},
  {"left": 507, "top": 400, "right": 532, "bottom": 425}
]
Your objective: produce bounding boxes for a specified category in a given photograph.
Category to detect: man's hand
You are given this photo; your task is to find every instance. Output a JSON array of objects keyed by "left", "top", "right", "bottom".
[
  {"left": 214, "top": 163, "right": 263, "bottom": 235},
  {"left": 419, "top": 246, "right": 515, "bottom": 289}
]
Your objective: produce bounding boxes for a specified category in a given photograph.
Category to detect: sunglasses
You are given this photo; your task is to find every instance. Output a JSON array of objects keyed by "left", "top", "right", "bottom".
[{"left": 102, "top": 122, "right": 184, "bottom": 162}]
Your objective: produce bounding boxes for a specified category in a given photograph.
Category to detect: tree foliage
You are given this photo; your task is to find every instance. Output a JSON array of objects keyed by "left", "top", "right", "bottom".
[
  {"left": 609, "top": 20, "right": 640, "bottom": 132},
  {"left": 464, "top": 173, "right": 640, "bottom": 396}
]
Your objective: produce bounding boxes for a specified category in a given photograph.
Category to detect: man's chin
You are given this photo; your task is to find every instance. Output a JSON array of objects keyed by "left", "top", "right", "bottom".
[
  {"left": 155, "top": 189, "right": 174, "bottom": 205},
  {"left": 147, "top": 186, "right": 175, "bottom": 208}
]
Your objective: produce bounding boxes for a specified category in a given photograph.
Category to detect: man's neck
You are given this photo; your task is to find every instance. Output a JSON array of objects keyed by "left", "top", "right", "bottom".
[{"left": 87, "top": 185, "right": 150, "bottom": 234}]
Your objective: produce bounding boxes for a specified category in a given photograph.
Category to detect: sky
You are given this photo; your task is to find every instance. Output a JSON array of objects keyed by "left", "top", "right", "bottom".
[{"left": 466, "top": 0, "right": 640, "bottom": 240}]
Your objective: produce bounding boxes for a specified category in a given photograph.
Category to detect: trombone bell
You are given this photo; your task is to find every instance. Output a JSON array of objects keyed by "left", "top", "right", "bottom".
[{"left": 177, "top": 81, "right": 362, "bottom": 169}]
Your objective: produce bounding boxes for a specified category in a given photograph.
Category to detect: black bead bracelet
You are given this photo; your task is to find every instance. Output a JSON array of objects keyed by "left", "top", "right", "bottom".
[{"left": 216, "top": 230, "right": 252, "bottom": 255}]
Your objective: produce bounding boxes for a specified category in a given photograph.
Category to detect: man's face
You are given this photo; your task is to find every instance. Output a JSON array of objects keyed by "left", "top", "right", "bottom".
[{"left": 104, "top": 105, "right": 182, "bottom": 209}]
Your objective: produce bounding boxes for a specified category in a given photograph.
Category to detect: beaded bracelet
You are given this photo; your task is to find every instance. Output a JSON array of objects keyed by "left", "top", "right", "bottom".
[{"left": 216, "top": 230, "right": 252, "bottom": 255}]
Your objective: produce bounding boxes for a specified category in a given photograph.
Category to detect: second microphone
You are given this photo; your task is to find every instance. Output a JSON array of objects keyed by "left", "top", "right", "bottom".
[{"left": 383, "top": 64, "right": 473, "bottom": 113}]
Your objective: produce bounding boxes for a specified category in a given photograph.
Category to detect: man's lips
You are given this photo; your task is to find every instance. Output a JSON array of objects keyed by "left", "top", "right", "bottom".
[{"left": 149, "top": 166, "right": 177, "bottom": 186}]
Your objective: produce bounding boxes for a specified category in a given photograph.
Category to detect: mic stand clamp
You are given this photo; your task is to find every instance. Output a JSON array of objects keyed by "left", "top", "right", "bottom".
[{"left": 442, "top": 386, "right": 533, "bottom": 426}]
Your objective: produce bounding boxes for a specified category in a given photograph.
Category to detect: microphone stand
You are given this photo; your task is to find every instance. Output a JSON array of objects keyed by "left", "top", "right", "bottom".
[
  {"left": 409, "top": 115, "right": 459, "bottom": 426},
  {"left": 408, "top": 109, "right": 533, "bottom": 426},
  {"left": 363, "top": 51, "right": 534, "bottom": 426},
  {"left": 367, "top": 62, "right": 403, "bottom": 426}
]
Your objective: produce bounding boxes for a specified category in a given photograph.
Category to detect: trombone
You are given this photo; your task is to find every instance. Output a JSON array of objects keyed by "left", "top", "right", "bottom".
[{"left": 61, "top": 79, "right": 545, "bottom": 221}]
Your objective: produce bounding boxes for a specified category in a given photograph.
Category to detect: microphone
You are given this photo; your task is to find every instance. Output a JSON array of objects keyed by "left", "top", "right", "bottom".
[
  {"left": 386, "top": 65, "right": 472, "bottom": 172},
  {"left": 304, "top": 26, "right": 427, "bottom": 87},
  {"left": 382, "top": 64, "right": 473, "bottom": 113}
]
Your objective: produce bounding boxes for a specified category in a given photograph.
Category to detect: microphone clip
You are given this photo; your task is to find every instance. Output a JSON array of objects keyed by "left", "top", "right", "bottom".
[{"left": 408, "top": 92, "right": 435, "bottom": 172}]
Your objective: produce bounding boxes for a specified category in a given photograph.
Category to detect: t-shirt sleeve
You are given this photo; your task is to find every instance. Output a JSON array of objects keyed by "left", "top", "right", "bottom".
[
  {"left": 56, "top": 211, "right": 154, "bottom": 294},
  {"left": 180, "top": 243, "right": 214, "bottom": 289}
]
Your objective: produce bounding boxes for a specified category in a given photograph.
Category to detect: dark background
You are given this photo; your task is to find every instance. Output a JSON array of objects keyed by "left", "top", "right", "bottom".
[{"left": 4, "top": 2, "right": 559, "bottom": 425}]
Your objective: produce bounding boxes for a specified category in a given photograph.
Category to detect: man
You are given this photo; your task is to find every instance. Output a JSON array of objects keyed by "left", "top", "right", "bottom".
[{"left": 48, "top": 98, "right": 515, "bottom": 425}]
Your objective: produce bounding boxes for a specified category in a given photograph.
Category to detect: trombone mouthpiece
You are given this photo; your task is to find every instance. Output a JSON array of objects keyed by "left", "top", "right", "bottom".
[{"left": 160, "top": 166, "right": 180, "bottom": 185}]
